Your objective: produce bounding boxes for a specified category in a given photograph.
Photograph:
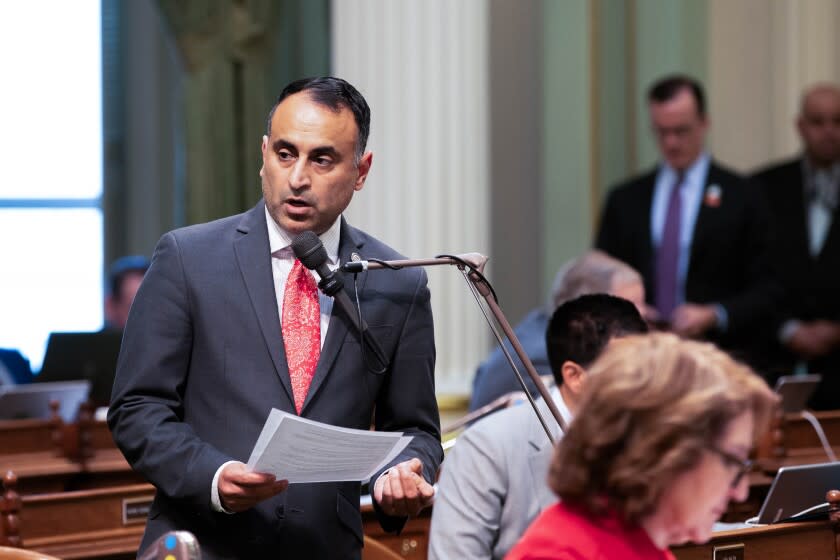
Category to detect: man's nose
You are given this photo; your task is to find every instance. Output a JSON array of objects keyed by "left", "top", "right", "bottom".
[{"left": 288, "top": 159, "right": 310, "bottom": 189}]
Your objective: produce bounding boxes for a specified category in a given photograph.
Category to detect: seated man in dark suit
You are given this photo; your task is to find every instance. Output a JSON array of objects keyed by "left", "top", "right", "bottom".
[
  {"left": 751, "top": 83, "right": 840, "bottom": 409},
  {"left": 596, "top": 74, "right": 779, "bottom": 369}
]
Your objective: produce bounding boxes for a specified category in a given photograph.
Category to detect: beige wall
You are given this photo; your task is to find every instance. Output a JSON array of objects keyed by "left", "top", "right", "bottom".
[{"left": 707, "top": 0, "right": 840, "bottom": 172}]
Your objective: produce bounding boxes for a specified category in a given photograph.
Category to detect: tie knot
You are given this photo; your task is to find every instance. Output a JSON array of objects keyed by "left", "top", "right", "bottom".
[{"left": 290, "top": 258, "right": 316, "bottom": 284}]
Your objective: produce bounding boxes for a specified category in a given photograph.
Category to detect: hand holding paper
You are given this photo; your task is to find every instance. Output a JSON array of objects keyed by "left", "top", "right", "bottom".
[
  {"left": 246, "top": 409, "right": 412, "bottom": 483},
  {"left": 218, "top": 462, "right": 289, "bottom": 513}
]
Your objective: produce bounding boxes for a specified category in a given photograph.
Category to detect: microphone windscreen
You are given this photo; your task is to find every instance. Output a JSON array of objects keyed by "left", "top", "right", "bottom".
[{"left": 291, "top": 231, "right": 328, "bottom": 270}]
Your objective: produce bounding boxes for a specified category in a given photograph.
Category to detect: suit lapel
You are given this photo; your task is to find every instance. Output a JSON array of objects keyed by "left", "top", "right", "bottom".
[
  {"left": 690, "top": 163, "right": 719, "bottom": 252},
  {"left": 233, "top": 202, "right": 294, "bottom": 404},
  {"left": 782, "top": 161, "right": 812, "bottom": 261},
  {"left": 818, "top": 202, "right": 840, "bottom": 261},
  {"left": 637, "top": 174, "right": 656, "bottom": 288},
  {"left": 301, "top": 219, "right": 369, "bottom": 412}
]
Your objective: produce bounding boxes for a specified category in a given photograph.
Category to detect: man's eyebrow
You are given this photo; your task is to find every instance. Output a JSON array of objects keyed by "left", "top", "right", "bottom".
[
  {"left": 272, "top": 139, "right": 296, "bottom": 152},
  {"left": 309, "top": 146, "right": 340, "bottom": 159}
]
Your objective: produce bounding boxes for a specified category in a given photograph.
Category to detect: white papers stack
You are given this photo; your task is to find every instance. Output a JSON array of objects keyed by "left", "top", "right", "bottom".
[{"left": 246, "top": 408, "right": 412, "bottom": 483}]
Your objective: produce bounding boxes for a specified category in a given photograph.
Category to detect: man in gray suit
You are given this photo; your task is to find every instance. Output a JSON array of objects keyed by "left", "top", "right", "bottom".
[
  {"left": 109, "top": 77, "right": 442, "bottom": 560},
  {"left": 429, "top": 294, "right": 647, "bottom": 560}
]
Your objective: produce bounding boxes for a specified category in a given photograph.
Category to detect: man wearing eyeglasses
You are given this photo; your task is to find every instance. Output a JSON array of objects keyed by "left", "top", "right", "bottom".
[{"left": 596, "top": 74, "right": 780, "bottom": 372}]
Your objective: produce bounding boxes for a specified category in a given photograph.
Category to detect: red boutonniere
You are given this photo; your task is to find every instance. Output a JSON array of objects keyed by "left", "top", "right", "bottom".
[{"left": 704, "top": 184, "right": 722, "bottom": 207}]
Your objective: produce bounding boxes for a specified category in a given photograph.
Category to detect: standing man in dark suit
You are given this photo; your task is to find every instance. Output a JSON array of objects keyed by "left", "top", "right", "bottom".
[
  {"left": 751, "top": 84, "right": 840, "bottom": 409},
  {"left": 108, "top": 77, "right": 442, "bottom": 559},
  {"left": 596, "top": 75, "right": 778, "bottom": 368}
]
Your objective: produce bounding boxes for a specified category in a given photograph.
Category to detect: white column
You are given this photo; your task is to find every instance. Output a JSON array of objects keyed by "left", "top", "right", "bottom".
[{"left": 332, "top": 0, "right": 490, "bottom": 395}]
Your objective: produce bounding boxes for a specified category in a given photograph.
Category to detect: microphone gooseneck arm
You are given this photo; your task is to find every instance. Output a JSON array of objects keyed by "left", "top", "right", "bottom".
[{"left": 351, "top": 252, "right": 567, "bottom": 444}]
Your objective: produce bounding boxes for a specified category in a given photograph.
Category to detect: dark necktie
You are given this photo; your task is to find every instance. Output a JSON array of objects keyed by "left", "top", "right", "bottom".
[
  {"left": 655, "top": 174, "right": 684, "bottom": 319},
  {"left": 282, "top": 259, "right": 321, "bottom": 413}
]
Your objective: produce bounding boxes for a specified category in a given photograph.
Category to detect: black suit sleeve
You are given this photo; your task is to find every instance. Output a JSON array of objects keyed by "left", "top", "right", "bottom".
[
  {"left": 108, "top": 232, "right": 230, "bottom": 511},
  {"left": 370, "top": 267, "right": 442, "bottom": 532}
]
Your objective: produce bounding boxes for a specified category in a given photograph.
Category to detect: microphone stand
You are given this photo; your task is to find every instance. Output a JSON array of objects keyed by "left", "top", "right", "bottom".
[{"left": 350, "top": 253, "right": 567, "bottom": 444}]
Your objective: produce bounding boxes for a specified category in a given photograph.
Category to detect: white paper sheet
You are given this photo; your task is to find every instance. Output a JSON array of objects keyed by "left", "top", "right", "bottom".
[{"left": 246, "top": 408, "right": 412, "bottom": 483}]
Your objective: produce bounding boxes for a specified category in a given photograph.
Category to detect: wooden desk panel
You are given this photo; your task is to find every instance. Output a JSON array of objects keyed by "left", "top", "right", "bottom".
[
  {"left": 673, "top": 521, "right": 836, "bottom": 560},
  {"left": 783, "top": 411, "right": 840, "bottom": 449},
  {"left": 0, "top": 420, "right": 57, "bottom": 455},
  {"left": 362, "top": 502, "right": 431, "bottom": 559},
  {"left": 3, "top": 482, "right": 155, "bottom": 560}
]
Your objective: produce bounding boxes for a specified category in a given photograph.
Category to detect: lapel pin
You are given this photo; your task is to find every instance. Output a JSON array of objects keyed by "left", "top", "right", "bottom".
[
  {"left": 704, "top": 184, "right": 722, "bottom": 207},
  {"left": 350, "top": 252, "right": 362, "bottom": 262}
]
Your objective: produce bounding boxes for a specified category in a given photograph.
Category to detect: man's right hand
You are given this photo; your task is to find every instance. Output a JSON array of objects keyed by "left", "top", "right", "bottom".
[
  {"left": 218, "top": 462, "right": 288, "bottom": 512},
  {"left": 786, "top": 320, "right": 840, "bottom": 360}
]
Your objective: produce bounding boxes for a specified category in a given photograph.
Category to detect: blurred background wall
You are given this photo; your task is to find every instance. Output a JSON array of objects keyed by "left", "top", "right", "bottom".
[{"left": 3, "top": 0, "right": 840, "bottom": 396}]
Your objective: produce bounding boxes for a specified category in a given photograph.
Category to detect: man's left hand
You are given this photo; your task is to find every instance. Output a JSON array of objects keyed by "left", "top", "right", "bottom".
[
  {"left": 670, "top": 303, "right": 717, "bottom": 338},
  {"left": 373, "top": 458, "right": 435, "bottom": 517}
]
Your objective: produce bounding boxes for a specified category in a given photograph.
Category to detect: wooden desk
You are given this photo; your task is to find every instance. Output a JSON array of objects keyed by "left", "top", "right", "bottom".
[
  {"left": 758, "top": 410, "right": 840, "bottom": 468},
  {"left": 673, "top": 521, "right": 836, "bottom": 560},
  {"left": 361, "top": 500, "right": 431, "bottom": 559},
  {"left": 0, "top": 414, "right": 144, "bottom": 495},
  {"left": 1, "top": 473, "right": 155, "bottom": 560}
]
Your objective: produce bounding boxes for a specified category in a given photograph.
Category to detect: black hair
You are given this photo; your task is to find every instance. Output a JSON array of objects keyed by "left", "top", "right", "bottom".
[
  {"left": 647, "top": 74, "right": 706, "bottom": 117},
  {"left": 546, "top": 293, "right": 648, "bottom": 386},
  {"left": 265, "top": 76, "right": 371, "bottom": 163}
]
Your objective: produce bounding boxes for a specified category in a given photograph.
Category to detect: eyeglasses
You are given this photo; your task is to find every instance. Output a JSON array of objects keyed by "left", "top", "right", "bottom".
[{"left": 707, "top": 446, "right": 753, "bottom": 488}]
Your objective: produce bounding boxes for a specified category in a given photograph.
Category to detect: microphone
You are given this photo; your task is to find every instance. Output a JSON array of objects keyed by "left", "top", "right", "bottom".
[
  {"left": 291, "top": 231, "right": 345, "bottom": 297},
  {"left": 291, "top": 231, "right": 389, "bottom": 371}
]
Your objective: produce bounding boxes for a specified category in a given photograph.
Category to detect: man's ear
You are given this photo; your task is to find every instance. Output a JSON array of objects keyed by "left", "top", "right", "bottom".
[
  {"left": 260, "top": 135, "right": 268, "bottom": 178},
  {"left": 354, "top": 151, "right": 373, "bottom": 191},
  {"left": 561, "top": 361, "right": 587, "bottom": 396}
]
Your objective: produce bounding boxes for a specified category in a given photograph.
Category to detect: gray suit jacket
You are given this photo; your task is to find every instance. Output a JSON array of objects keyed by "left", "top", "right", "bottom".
[
  {"left": 429, "top": 395, "right": 564, "bottom": 560},
  {"left": 108, "top": 201, "right": 442, "bottom": 560}
]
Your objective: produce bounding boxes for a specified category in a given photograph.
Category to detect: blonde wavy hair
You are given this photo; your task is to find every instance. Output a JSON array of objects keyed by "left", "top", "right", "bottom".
[{"left": 548, "top": 332, "right": 777, "bottom": 523}]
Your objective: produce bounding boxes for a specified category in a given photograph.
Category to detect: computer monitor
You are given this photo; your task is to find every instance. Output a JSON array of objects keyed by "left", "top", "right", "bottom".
[
  {"left": 0, "top": 380, "right": 91, "bottom": 422},
  {"left": 756, "top": 462, "right": 840, "bottom": 524},
  {"left": 36, "top": 331, "right": 123, "bottom": 407},
  {"left": 774, "top": 374, "right": 822, "bottom": 413}
]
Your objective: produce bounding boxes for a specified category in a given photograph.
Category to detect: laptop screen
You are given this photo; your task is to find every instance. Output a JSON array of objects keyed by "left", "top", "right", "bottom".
[
  {"left": 774, "top": 374, "right": 822, "bottom": 413},
  {"left": 0, "top": 380, "right": 91, "bottom": 422},
  {"left": 756, "top": 462, "right": 840, "bottom": 524}
]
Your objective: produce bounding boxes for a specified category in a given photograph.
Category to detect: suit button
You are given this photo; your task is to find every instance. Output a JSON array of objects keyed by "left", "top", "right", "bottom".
[{"left": 275, "top": 505, "right": 285, "bottom": 519}]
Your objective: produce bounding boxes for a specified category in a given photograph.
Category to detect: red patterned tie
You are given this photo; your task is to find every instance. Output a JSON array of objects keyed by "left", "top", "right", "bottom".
[{"left": 282, "top": 259, "right": 321, "bottom": 413}]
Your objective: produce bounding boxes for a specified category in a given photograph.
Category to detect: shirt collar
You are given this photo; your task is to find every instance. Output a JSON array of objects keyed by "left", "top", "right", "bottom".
[
  {"left": 551, "top": 385, "right": 574, "bottom": 428},
  {"left": 264, "top": 206, "right": 342, "bottom": 265},
  {"left": 660, "top": 151, "right": 710, "bottom": 187}
]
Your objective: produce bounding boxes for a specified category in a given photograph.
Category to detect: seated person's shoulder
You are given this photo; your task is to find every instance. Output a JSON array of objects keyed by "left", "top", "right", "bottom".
[
  {"left": 0, "top": 349, "right": 33, "bottom": 385},
  {"left": 458, "top": 399, "right": 542, "bottom": 449}
]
